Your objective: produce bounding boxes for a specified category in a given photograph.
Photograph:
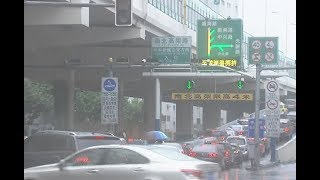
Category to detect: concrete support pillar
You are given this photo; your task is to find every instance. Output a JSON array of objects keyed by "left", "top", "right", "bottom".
[
  {"left": 176, "top": 102, "right": 193, "bottom": 140},
  {"left": 143, "top": 81, "right": 156, "bottom": 132},
  {"left": 203, "top": 103, "right": 221, "bottom": 130},
  {"left": 53, "top": 69, "right": 75, "bottom": 130},
  {"left": 227, "top": 101, "right": 255, "bottom": 122}
]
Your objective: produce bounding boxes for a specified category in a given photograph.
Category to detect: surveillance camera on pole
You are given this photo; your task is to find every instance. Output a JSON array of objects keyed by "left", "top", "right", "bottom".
[
  {"left": 115, "top": 0, "right": 132, "bottom": 26},
  {"left": 141, "top": 58, "right": 160, "bottom": 65}
]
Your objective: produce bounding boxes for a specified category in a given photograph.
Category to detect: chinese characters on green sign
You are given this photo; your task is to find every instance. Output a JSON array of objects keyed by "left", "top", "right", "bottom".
[
  {"left": 151, "top": 36, "right": 192, "bottom": 64},
  {"left": 248, "top": 37, "right": 278, "bottom": 65},
  {"left": 197, "top": 19, "right": 243, "bottom": 69}
]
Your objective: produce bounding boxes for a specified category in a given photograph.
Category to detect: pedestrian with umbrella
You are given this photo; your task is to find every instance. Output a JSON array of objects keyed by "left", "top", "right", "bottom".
[{"left": 144, "top": 131, "right": 168, "bottom": 144}]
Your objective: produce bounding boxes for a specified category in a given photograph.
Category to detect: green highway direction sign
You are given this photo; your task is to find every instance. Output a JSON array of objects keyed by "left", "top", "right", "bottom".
[
  {"left": 151, "top": 36, "right": 192, "bottom": 64},
  {"left": 197, "top": 19, "right": 243, "bottom": 70},
  {"left": 248, "top": 37, "right": 279, "bottom": 65}
]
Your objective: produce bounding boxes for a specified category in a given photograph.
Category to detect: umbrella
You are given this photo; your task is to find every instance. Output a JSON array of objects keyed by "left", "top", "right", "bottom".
[{"left": 144, "top": 131, "right": 168, "bottom": 141}]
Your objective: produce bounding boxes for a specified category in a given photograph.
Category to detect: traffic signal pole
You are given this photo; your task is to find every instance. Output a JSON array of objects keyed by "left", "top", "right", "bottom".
[
  {"left": 253, "top": 63, "right": 261, "bottom": 169},
  {"left": 251, "top": 65, "right": 295, "bottom": 170}
]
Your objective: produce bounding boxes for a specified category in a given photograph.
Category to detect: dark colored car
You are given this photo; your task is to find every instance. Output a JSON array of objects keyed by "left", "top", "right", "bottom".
[
  {"left": 181, "top": 139, "right": 202, "bottom": 154},
  {"left": 24, "top": 130, "right": 125, "bottom": 169},
  {"left": 181, "top": 138, "right": 215, "bottom": 155},
  {"left": 211, "top": 130, "right": 229, "bottom": 142},
  {"left": 230, "top": 143, "right": 243, "bottom": 166},
  {"left": 188, "top": 142, "right": 232, "bottom": 170},
  {"left": 216, "top": 141, "right": 235, "bottom": 168},
  {"left": 227, "top": 136, "right": 248, "bottom": 160},
  {"left": 280, "top": 118, "right": 295, "bottom": 141},
  {"left": 285, "top": 99, "right": 296, "bottom": 111},
  {"left": 286, "top": 111, "right": 296, "bottom": 132}
]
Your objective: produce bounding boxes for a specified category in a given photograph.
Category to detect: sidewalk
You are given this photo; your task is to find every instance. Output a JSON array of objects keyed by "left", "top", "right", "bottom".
[{"left": 245, "top": 154, "right": 280, "bottom": 171}]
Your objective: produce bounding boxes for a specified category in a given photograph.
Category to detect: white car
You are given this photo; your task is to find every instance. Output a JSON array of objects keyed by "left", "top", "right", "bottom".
[
  {"left": 225, "top": 127, "right": 236, "bottom": 137},
  {"left": 24, "top": 145, "right": 220, "bottom": 180},
  {"left": 229, "top": 124, "right": 248, "bottom": 136}
]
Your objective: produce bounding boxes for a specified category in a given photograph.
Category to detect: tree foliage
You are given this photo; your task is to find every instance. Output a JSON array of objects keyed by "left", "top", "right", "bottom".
[
  {"left": 122, "top": 97, "right": 144, "bottom": 123},
  {"left": 24, "top": 78, "right": 54, "bottom": 122},
  {"left": 24, "top": 78, "right": 144, "bottom": 125},
  {"left": 75, "top": 90, "right": 101, "bottom": 122}
]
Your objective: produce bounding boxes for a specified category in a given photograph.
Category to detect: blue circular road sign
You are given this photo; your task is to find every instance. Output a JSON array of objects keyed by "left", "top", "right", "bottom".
[{"left": 103, "top": 79, "right": 116, "bottom": 91}]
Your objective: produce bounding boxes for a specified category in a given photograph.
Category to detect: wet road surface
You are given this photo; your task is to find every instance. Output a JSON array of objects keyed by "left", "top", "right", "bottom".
[{"left": 216, "top": 163, "right": 296, "bottom": 180}]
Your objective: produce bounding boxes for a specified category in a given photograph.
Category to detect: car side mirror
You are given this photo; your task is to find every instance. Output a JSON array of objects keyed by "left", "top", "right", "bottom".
[{"left": 58, "top": 160, "right": 65, "bottom": 171}]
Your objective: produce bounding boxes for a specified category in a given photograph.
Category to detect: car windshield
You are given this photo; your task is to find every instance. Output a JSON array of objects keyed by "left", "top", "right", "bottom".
[
  {"left": 231, "top": 126, "right": 242, "bottom": 131},
  {"left": 238, "top": 120, "right": 248, "bottom": 125},
  {"left": 192, "top": 145, "right": 219, "bottom": 153},
  {"left": 211, "top": 131, "right": 226, "bottom": 136},
  {"left": 227, "top": 138, "right": 246, "bottom": 145}
]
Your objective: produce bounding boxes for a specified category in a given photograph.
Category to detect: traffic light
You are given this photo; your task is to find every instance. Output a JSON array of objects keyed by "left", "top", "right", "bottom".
[
  {"left": 186, "top": 80, "right": 195, "bottom": 90},
  {"left": 115, "top": 0, "right": 132, "bottom": 26},
  {"left": 237, "top": 78, "right": 245, "bottom": 90}
]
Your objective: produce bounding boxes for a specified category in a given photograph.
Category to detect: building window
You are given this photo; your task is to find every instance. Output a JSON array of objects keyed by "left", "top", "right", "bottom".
[
  {"left": 173, "top": 105, "right": 175, "bottom": 111},
  {"left": 167, "top": 104, "right": 170, "bottom": 110},
  {"left": 166, "top": 115, "right": 170, "bottom": 122},
  {"left": 173, "top": 121, "right": 176, "bottom": 127},
  {"left": 197, "top": 118, "right": 201, "bottom": 125},
  {"left": 221, "top": 0, "right": 225, "bottom": 6}
]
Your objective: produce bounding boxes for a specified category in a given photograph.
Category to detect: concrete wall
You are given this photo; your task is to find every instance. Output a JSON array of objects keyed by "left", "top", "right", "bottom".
[{"left": 276, "top": 136, "right": 296, "bottom": 163}]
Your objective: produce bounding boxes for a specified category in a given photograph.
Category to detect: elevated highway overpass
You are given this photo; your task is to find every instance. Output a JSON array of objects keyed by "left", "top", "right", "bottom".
[{"left": 24, "top": 0, "right": 295, "bottom": 136}]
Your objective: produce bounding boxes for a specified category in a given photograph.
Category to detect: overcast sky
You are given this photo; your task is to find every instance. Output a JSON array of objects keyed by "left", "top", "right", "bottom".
[{"left": 240, "top": 0, "right": 296, "bottom": 59}]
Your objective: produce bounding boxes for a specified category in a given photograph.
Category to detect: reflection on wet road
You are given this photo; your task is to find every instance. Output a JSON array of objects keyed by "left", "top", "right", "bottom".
[{"left": 216, "top": 163, "right": 296, "bottom": 180}]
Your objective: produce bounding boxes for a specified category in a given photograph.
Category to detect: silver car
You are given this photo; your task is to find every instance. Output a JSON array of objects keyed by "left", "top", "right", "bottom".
[
  {"left": 226, "top": 136, "right": 248, "bottom": 160},
  {"left": 24, "top": 145, "right": 220, "bottom": 180}
]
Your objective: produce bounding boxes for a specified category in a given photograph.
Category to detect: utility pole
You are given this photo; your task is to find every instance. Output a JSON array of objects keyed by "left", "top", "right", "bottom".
[{"left": 253, "top": 64, "right": 261, "bottom": 169}]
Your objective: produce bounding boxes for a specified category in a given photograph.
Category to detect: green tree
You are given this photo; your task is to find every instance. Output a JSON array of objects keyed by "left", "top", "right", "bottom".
[
  {"left": 122, "top": 97, "right": 144, "bottom": 123},
  {"left": 75, "top": 90, "right": 101, "bottom": 122},
  {"left": 24, "top": 78, "right": 54, "bottom": 123}
]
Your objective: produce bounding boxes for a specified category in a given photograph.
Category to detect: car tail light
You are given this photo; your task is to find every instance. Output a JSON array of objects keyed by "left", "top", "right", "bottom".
[
  {"left": 284, "top": 127, "right": 290, "bottom": 132},
  {"left": 224, "top": 150, "right": 230, "bottom": 157},
  {"left": 208, "top": 152, "right": 218, "bottom": 158},
  {"left": 75, "top": 156, "right": 90, "bottom": 163},
  {"left": 189, "top": 152, "right": 197, "bottom": 157},
  {"left": 127, "top": 138, "right": 134, "bottom": 143},
  {"left": 181, "top": 169, "right": 203, "bottom": 179},
  {"left": 94, "top": 136, "right": 105, "bottom": 140},
  {"left": 238, "top": 131, "right": 244, "bottom": 135}
]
